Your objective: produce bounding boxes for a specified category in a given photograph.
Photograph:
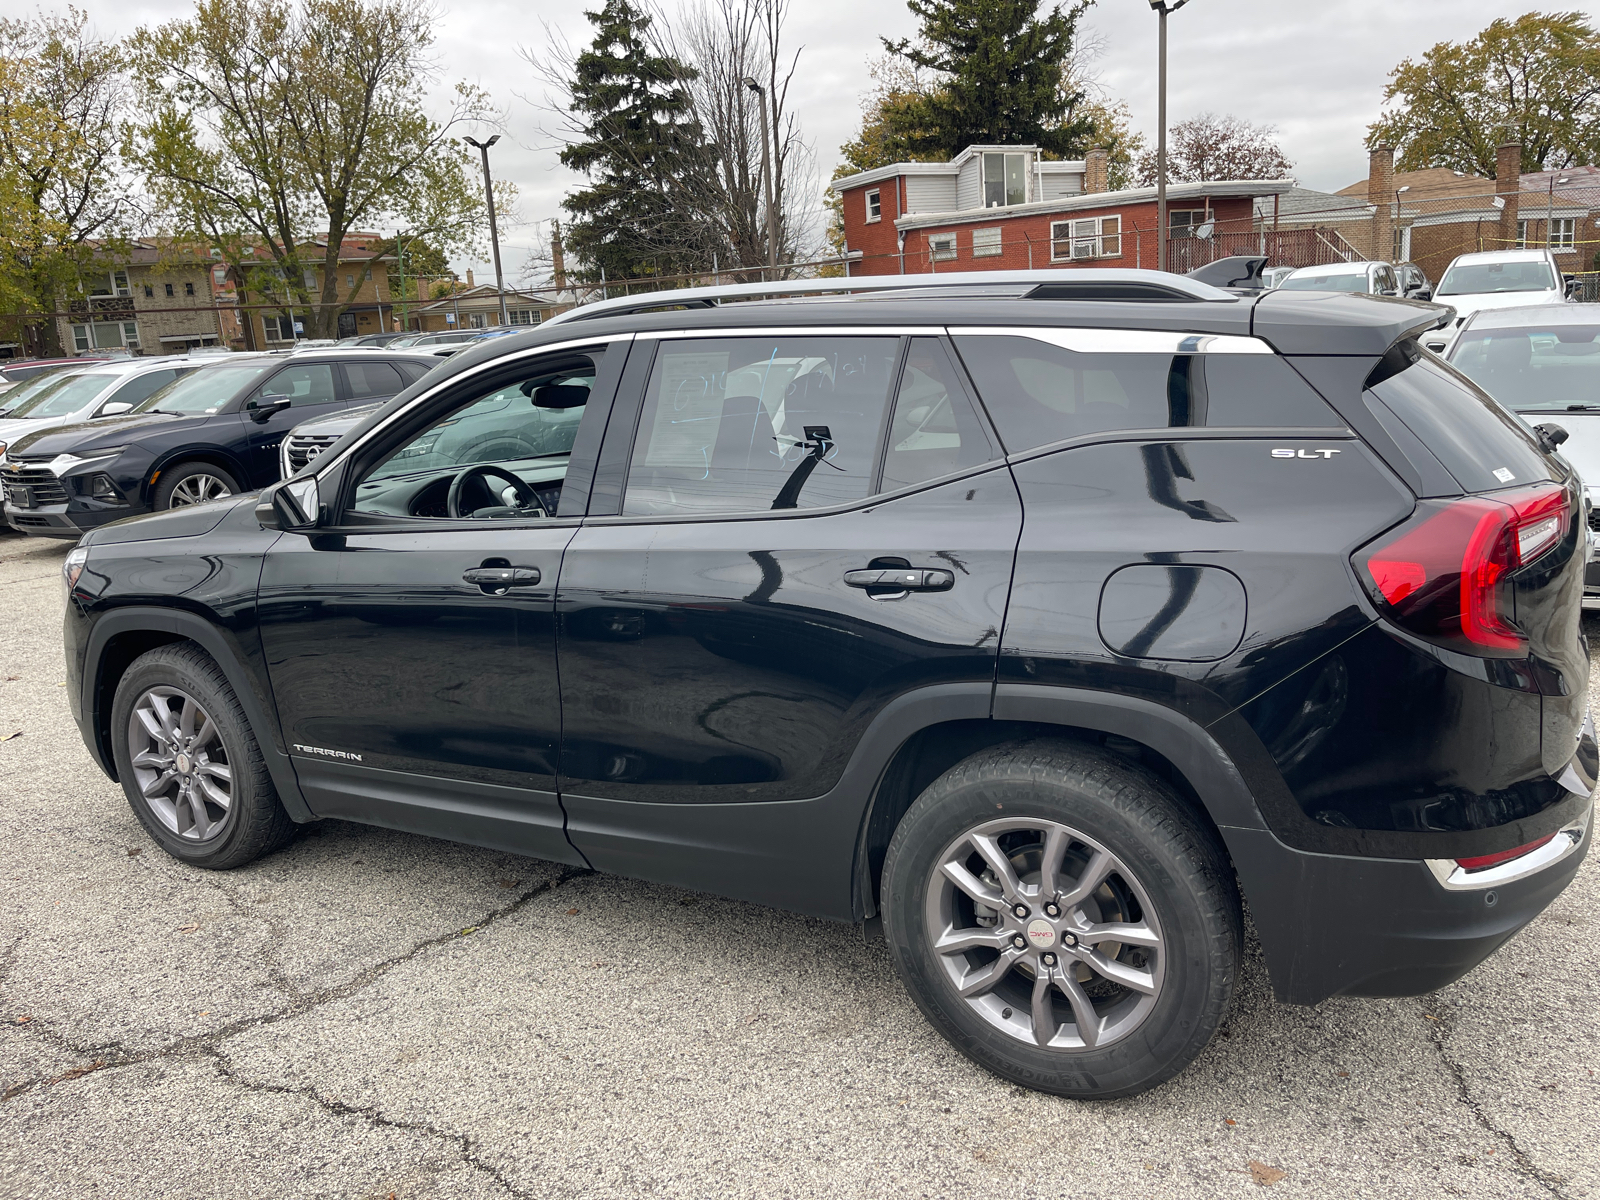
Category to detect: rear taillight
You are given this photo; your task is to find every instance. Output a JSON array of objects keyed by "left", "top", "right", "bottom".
[
  {"left": 1355, "top": 482, "right": 1571, "bottom": 657},
  {"left": 1455, "top": 834, "right": 1557, "bottom": 872}
]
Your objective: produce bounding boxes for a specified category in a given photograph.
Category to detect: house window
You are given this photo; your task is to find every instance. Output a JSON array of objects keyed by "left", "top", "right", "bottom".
[
  {"left": 1516, "top": 219, "right": 1530, "bottom": 248},
  {"left": 972, "top": 227, "right": 1003, "bottom": 258},
  {"left": 303, "top": 269, "right": 317, "bottom": 290},
  {"left": 1167, "top": 210, "right": 1207, "bottom": 237},
  {"left": 263, "top": 314, "right": 296, "bottom": 341},
  {"left": 929, "top": 233, "right": 958, "bottom": 262},
  {"left": 982, "top": 152, "right": 1027, "bottom": 207},
  {"left": 866, "top": 189, "right": 882, "bottom": 223},
  {"left": 185, "top": 282, "right": 195, "bottom": 296},
  {"left": 468, "top": 312, "right": 486, "bottom": 328},
  {"left": 69, "top": 320, "right": 139, "bottom": 351},
  {"left": 346, "top": 273, "right": 355, "bottom": 289},
  {"left": 1050, "top": 216, "right": 1121, "bottom": 261},
  {"left": 1550, "top": 218, "right": 1576, "bottom": 249},
  {"left": 364, "top": 267, "right": 372, "bottom": 281},
  {"left": 165, "top": 283, "right": 175, "bottom": 297},
  {"left": 508, "top": 309, "right": 540, "bottom": 325},
  {"left": 143, "top": 285, "right": 154, "bottom": 298},
  {"left": 90, "top": 270, "right": 132, "bottom": 298}
]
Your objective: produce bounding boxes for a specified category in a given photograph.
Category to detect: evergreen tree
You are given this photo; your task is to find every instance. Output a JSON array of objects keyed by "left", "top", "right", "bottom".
[
  {"left": 882, "top": 0, "right": 1094, "bottom": 160},
  {"left": 560, "top": 0, "right": 704, "bottom": 285}
]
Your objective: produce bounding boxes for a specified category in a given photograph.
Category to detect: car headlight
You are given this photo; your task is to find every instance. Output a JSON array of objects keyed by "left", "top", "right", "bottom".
[
  {"left": 63, "top": 544, "right": 89, "bottom": 590},
  {"left": 48, "top": 448, "right": 126, "bottom": 476}
]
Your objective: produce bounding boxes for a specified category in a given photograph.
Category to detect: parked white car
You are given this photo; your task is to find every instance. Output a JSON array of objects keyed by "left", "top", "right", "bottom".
[
  {"left": 1445, "top": 302, "right": 1600, "bottom": 605},
  {"left": 0, "top": 358, "right": 195, "bottom": 462},
  {"left": 1422, "top": 248, "right": 1571, "bottom": 355}
]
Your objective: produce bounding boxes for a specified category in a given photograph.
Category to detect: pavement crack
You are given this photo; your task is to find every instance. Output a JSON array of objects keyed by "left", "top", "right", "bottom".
[
  {"left": 1, "top": 866, "right": 590, "bottom": 1105},
  {"left": 1423, "top": 1003, "right": 1573, "bottom": 1199},
  {"left": 203, "top": 1046, "right": 532, "bottom": 1198}
]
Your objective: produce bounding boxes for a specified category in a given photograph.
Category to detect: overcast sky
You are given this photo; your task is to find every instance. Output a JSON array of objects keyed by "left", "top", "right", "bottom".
[{"left": 66, "top": 0, "right": 1600, "bottom": 283}]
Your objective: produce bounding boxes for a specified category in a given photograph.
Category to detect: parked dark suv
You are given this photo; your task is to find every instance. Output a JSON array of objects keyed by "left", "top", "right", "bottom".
[
  {"left": 60, "top": 272, "right": 1594, "bottom": 1098},
  {"left": 4, "top": 350, "right": 437, "bottom": 536}
]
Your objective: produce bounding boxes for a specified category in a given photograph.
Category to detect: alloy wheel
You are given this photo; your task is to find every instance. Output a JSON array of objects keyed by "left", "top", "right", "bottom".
[
  {"left": 168, "top": 473, "right": 232, "bottom": 506},
  {"left": 924, "top": 817, "right": 1166, "bottom": 1051},
  {"left": 126, "top": 686, "right": 233, "bottom": 842}
]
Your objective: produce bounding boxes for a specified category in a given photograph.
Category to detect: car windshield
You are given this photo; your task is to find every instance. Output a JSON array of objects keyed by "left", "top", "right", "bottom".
[
  {"left": 1437, "top": 262, "right": 1557, "bottom": 296},
  {"left": 5, "top": 372, "right": 115, "bottom": 419},
  {"left": 1451, "top": 324, "right": 1600, "bottom": 411},
  {"left": 0, "top": 368, "right": 81, "bottom": 416},
  {"left": 135, "top": 363, "right": 274, "bottom": 414},
  {"left": 1278, "top": 270, "right": 1369, "bottom": 292}
]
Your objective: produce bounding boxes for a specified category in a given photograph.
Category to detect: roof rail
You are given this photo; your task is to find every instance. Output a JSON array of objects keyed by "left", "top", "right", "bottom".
[{"left": 540, "top": 269, "right": 1237, "bottom": 327}]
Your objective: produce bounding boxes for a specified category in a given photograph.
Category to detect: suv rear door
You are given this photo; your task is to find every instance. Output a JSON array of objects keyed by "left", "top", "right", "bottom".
[{"left": 553, "top": 331, "right": 1021, "bottom": 917}]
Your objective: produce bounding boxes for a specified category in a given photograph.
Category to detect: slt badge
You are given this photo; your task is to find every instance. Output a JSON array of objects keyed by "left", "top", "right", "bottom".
[{"left": 1272, "top": 448, "right": 1341, "bottom": 459}]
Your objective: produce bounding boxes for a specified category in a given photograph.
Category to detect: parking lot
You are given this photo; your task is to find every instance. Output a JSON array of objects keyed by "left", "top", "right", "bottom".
[{"left": 0, "top": 526, "right": 1594, "bottom": 1200}]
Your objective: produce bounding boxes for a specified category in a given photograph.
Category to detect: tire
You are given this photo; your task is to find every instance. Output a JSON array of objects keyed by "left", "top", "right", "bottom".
[
  {"left": 110, "top": 642, "right": 295, "bottom": 870},
  {"left": 152, "top": 462, "right": 240, "bottom": 510},
  {"left": 881, "top": 738, "right": 1241, "bottom": 1099}
]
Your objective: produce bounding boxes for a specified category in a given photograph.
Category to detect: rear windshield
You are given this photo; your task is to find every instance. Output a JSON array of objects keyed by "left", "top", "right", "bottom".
[
  {"left": 1437, "top": 261, "right": 1556, "bottom": 297},
  {"left": 1450, "top": 324, "right": 1600, "bottom": 412},
  {"left": 0, "top": 367, "right": 81, "bottom": 415},
  {"left": 1277, "top": 270, "right": 1369, "bottom": 292},
  {"left": 952, "top": 334, "right": 1339, "bottom": 452},
  {"left": 1366, "top": 352, "right": 1554, "bottom": 492}
]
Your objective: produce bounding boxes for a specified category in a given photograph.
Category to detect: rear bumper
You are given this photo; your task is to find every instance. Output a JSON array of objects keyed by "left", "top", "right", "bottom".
[{"left": 1227, "top": 797, "right": 1592, "bottom": 1006}]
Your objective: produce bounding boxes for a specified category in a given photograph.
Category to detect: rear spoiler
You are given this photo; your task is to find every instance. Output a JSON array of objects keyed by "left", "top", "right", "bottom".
[{"left": 1186, "top": 255, "right": 1268, "bottom": 291}]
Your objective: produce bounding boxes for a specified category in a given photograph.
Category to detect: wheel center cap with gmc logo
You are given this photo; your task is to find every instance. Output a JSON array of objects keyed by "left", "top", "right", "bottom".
[
  {"left": 175, "top": 752, "right": 192, "bottom": 775},
  {"left": 1025, "top": 919, "right": 1057, "bottom": 949}
]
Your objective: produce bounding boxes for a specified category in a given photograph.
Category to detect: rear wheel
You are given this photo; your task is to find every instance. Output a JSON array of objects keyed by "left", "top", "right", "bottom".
[
  {"left": 110, "top": 642, "right": 294, "bottom": 869},
  {"left": 881, "top": 739, "right": 1241, "bottom": 1098},
  {"left": 154, "top": 462, "right": 239, "bottom": 510}
]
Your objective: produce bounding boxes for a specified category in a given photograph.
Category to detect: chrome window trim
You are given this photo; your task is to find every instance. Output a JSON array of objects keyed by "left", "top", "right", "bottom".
[
  {"left": 641, "top": 326, "right": 946, "bottom": 340},
  {"left": 306, "top": 333, "right": 633, "bottom": 480},
  {"left": 950, "top": 326, "right": 1275, "bottom": 355},
  {"left": 1423, "top": 806, "right": 1591, "bottom": 891}
]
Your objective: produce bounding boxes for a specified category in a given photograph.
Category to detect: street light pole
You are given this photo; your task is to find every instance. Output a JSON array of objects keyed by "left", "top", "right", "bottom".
[
  {"left": 1148, "top": 0, "right": 1191, "bottom": 274},
  {"left": 744, "top": 78, "right": 779, "bottom": 278},
  {"left": 464, "top": 134, "right": 510, "bottom": 326}
]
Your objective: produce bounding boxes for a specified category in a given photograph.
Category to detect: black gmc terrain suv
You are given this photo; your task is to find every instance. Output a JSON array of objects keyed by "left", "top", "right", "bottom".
[{"left": 61, "top": 271, "right": 1594, "bottom": 1098}]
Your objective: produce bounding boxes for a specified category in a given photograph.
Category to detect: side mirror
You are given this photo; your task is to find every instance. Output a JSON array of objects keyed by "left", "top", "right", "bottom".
[
  {"left": 1567, "top": 277, "right": 1585, "bottom": 299},
  {"left": 1412, "top": 288, "right": 1432, "bottom": 301},
  {"left": 255, "top": 477, "right": 320, "bottom": 532},
  {"left": 247, "top": 396, "right": 291, "bottom": 423},
  {"left": 98, "top": 401, "right": 133, "bottom": 417}
]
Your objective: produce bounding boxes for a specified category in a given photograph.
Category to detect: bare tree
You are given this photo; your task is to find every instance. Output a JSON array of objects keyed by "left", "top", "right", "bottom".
[{"left": 1136, "top": 112, "right": 1294, "bottom": 185}]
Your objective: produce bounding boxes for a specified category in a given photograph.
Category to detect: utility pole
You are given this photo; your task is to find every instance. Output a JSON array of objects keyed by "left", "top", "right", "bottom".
[
  {"left": 395, "top": 232, "right": 408, "bottom": 332},
  {"left": 465, "top": 135, "right": 510, "bottom": 326},
  {"left": 744, "top": 78, "right": 779, "bottom": 278},
  {"left": 1147, "top": 0, "right": 1191, "bottom": 273}
]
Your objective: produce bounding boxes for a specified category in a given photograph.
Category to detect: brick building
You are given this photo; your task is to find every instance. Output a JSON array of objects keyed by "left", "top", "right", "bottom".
[
  {"left": 411, "top": 284, "right": 564, "bottom": 333},
  {"left": 832, "top": 143, "right": 1295, "bottom": 276}
]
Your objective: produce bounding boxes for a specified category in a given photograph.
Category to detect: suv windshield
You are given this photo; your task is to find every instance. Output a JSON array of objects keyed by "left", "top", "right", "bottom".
[
  {"left": 1278, "top": 269, "right": 1369, "bottom": 292},
  {"left": 1451, "top": 323, "right": 1600, "bottom": 412},
  {"left": 5, "top": 372, "right": 114, "bottom": 419},
  {"left": 1437, "top": 261, "right": 1557, "bottom": 296},
  {"left": 135, "top": 363, "right": 273, "bottom": 415},
  {"left": 0, "top": 368, "right": 83, "bottom": 417}
]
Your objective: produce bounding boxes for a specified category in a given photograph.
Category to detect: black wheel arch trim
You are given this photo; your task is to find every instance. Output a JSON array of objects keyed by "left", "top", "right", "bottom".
[
  {"left": 146, "top": 448, "right": 252, "bottom": 503},
  {"left": 81, "top": 606, "right": 313, "bottom": 822}
]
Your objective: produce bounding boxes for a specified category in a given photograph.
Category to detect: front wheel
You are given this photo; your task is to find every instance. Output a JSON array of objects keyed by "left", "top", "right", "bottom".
[
  {"left": 110, "top": 642, "right": 295, "bottom": 869},
  {"left": 153, "top": 461, "right": 240, "bottom": 510},
  {"left": 881, "top": 739, "right": 1241, "bottom": 1099}
]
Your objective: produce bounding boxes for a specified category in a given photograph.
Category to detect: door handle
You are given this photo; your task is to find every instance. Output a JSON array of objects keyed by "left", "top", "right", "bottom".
[
  {"left": 844, "top": 568, "right": 954, "bottom": 591},
  {"left": 463, "top": 566, "right": 541, "bottom": 592}
]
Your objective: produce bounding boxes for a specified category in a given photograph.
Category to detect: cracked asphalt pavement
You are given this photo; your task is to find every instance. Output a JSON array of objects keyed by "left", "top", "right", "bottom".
[{"left": 1, "top": 526, "right": 1596, "bottom": 1200}]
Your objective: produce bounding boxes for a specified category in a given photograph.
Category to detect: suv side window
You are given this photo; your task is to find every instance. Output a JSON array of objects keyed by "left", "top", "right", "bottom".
[
  {"left": 953, "top": 334, "right": 1338, "bottom": 452},
  {"left": 622, "top": 336, "right": 900, "bottom": 516},
  {"left": 257, "top": 363, "right": 337, "bottom": 406},
  {"left": 349, "top": 355, "right": 597, "bottom": 520},
  {"left": 881, "top": 338, "right": 997, "bottom": 490},
  {"left": 341, "top": 361, "right": 404, "bottom": 400}
]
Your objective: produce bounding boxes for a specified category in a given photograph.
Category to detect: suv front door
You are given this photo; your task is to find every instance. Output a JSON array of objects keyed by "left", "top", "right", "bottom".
[
  {"left": 554, "top": 333, "right": 1022, "bottom": 917},
  {"left": 242, "top": 361, "right": 346, "bottom": 486},
  {"left": 256, "top": 340, "right": 624, "bottom": 864}
]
